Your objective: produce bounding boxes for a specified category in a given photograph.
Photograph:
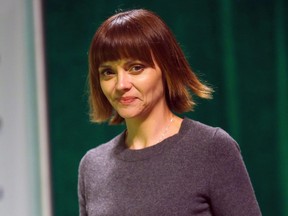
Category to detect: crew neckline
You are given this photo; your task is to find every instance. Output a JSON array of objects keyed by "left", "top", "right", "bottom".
[{"left": 113, "top": 118, "right": 193, "bottom": 161}]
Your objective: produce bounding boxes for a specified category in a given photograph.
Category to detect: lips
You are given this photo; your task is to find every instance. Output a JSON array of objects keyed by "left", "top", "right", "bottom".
[{"left": 118, "top": 96, "right": 137, "bottom": 105}]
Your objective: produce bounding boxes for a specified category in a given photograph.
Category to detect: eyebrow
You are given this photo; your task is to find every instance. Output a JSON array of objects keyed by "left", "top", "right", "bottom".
[
  {"left": 98, "top": 64, "right": 111, "bottom": 69},
  {"left": 99, "top": 59, "right": 140, "bottom": 69}
]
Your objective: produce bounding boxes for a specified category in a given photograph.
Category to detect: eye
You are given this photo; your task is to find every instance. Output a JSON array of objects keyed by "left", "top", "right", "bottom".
[
  {"left": 129, "top": 64, "right": 145, "bottom": 73},
  {"left": 99, "top": 69, "right": 115, "bottom": 77}
]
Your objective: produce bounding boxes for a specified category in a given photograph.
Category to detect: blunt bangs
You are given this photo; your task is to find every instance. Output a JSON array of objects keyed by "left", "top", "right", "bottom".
[{"left": 90, "top": 14, "right": 157, "bottom": 69}]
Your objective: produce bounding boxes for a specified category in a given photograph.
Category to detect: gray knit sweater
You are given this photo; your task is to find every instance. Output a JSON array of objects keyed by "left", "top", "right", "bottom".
[{"left": 78, "top": 118, "right": 261, "bottom": 215}]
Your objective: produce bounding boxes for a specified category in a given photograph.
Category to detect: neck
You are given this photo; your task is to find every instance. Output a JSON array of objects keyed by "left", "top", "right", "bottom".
[{"left": 125, "top": 108, "right": 181, "bottom": 150}]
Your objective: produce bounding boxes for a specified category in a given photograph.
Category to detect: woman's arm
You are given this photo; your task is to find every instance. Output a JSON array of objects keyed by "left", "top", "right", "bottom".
[
  {"left": 78, "top": 157, "right": 88, "bottom": 216},
  {"left": 208, "top": 128, "right": 262, "bottom": 215}
]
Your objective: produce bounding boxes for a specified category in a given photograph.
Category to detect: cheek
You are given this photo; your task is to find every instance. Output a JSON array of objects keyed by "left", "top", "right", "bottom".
[
  {"left": 150, "top": 76, "right": 164, "bottom": 93},
  {"left": 142, "top": 80, "right": 164, "bottom": 102},
  {"left": 99, "top": 82, "right": 111, "bottom": 99}
]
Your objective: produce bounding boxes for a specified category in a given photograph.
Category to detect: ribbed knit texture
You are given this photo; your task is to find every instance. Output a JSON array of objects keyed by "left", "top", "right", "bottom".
[{"left": 78, "top": 118, "right": 261, "bottom": 215}]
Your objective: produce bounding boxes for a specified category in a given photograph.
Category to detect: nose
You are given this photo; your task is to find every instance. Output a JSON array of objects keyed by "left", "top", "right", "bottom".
[{"left": 115, "top": 70, "right": 132, "bottom": 91}]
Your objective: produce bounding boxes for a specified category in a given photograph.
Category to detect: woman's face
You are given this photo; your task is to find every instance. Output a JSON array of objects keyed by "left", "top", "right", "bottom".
[{"left": 99, "top": 58, "right": 166, "bottom": 120}]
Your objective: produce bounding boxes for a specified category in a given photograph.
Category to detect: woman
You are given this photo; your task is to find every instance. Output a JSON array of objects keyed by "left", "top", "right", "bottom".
[{"left": 78, "top": 9, "right": 261, "bottom": 216}]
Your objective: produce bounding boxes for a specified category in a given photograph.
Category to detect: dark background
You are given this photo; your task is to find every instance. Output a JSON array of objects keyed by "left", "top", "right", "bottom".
[{"left": 43, "top": 0, "right": 288, "bottom": 215}]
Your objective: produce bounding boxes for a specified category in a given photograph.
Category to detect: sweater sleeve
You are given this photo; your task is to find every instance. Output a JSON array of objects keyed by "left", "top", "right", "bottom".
[
  {"left": 208, "top": 128, "right": 262, "bottom": 216},
  {"left": 78, "top": 156, "right": 88, "bottom": 216}
]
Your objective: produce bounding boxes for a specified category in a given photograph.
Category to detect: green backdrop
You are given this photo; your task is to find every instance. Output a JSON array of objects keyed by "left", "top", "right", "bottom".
[{"left": 44, "top": 0, "right": 288, "bottom": 215}]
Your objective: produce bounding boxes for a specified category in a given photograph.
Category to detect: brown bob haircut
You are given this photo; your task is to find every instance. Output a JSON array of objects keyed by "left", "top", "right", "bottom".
[{"left": 89, "top": 9, "right": 213, "bottom": 124}]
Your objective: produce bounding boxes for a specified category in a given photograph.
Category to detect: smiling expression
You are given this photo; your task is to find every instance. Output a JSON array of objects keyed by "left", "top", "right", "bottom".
[{"left": 99, "top": 58, "right": 166, "bottom": 120}]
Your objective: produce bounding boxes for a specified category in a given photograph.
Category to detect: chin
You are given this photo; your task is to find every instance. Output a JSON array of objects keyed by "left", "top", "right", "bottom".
[
  {"left": 118, "top": 113, "right": 139, "bottom": 120},
  {"left": 116, "top": 109, "right": 143, "bottom": 120},
  {"left": 115, "top": 105, "right": 149, "bottom": 120}
]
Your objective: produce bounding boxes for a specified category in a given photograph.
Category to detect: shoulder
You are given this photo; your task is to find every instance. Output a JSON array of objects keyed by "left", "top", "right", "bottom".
[
  {"left": 182, "top": 118, "right": 245, "bottom": 179},
  {"left": 182, "top": 118, "right": 240, "bottom": 154},
  {"left": 78, "top": 132, "right": 124, "bottom": 172}
]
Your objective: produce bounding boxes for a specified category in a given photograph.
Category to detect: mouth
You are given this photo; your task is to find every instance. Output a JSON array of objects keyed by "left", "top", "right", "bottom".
[{"left": 118, "top": 96, "right": 137, "bottom": 105}]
